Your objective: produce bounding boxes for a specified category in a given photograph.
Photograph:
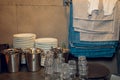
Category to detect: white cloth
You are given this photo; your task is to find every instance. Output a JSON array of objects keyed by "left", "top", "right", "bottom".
[
  {"left": 72, "top": 0, "right": 114, "bottom": 20},
  {"left": 72, "top": 0, "right": 89, "bottom": 20},
  {"left": 79, "top": 1, "right": 120, "bottom": 41},
  {"left": 73, "top": 19, "right": 114, "bottom": 33},
  {"left": 103, "top": 0, "right": 118, "bottom": 15},
  {"left": 72, "top": 0, "right": 115, "bottom": 33},
  {"left": 80, "top": 27, "right": 119, "bottom": 41},
  {"left": 88, "top": 0, "right": 99, "bottom": 15},
  {"left": 72, "top": 0, "right": 119, "bottom": 41},
  {"left": 88, "top": 0, "right": 118, "bottom": 16}
]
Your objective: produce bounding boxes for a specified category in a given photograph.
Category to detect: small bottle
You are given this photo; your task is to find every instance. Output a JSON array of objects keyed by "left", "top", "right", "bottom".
[
  {"left": 44, "top": 51, "right": 54, "bottom": 80},
  {"left": 78, "top": 56, "right": 88, "bottom": 80},
  {"left": 53, "top": 48, "right": 64, "bottom": 80}
]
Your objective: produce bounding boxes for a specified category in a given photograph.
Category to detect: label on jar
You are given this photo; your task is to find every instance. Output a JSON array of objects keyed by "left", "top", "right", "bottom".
[{"left": 41, "top": 56, "right": 45, "bottom": 66}]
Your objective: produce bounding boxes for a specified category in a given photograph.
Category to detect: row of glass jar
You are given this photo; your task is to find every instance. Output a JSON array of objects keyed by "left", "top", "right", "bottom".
[{"left": 44, "top": 49, "right": 88, "bottom": 80}]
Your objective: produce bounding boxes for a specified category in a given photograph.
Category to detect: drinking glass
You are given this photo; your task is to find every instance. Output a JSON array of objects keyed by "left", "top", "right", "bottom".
[
  {"left": 78, "top": 56, "right": 88, "bottom": 80},
  {"left": 61, "top": 63, "right": 71, "bottom": 80},
  {"left": 68, "top": 60, "right": 76, "bottom": 79},
  {"left": 44, "top": 51, "right": 54, "bottom": 80}
]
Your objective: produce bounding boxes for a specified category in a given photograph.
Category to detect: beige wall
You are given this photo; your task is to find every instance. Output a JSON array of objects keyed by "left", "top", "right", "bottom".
[{"left": 0, "top": 0, "right": 69, "bottom": 47}]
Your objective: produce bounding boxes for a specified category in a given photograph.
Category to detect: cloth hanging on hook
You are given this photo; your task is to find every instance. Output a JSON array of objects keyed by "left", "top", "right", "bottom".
[
  {"left": 72, "top": 0, "right": 114, "bottom": 20},
  {"left": 88, "top": 0, "right": 99, "bottom": 15},
  {"left": 72, "top": 0, "right": 119, "bottom": 41},
  {"left": 87, "top": 0, "right": 118, "bottom": 16},
  {"left": 103, "top": 0, "right": 118, "bottom": 15},
  {"left": 68, "top": 4, "right": 119, "bottom": 58}
]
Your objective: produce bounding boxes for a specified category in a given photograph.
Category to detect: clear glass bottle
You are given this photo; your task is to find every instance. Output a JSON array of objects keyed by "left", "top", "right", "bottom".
[
  {"left": 78, "top": 56, "right": 88, "bottom": 80},
  {"left": 68, "top": 60, "right": 76, "bottom": 80},
  {"left": 44, "top": 51, "right": 54, "bottom": 80},
  {"left": 53, "top": 48, "right": 64, "bottom": 80}
]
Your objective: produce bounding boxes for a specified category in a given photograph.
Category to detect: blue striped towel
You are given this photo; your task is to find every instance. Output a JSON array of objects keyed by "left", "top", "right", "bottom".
[{"left": 68, "top": 4, "right": 119, "bottom": 58}]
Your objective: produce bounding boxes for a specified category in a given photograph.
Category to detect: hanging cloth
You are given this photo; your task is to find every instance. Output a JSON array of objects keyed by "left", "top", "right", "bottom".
[
  {"left": 68, "top": 4, "right": 119, "bottom": 58},
  {"left": 103, "top": 0, "right": 118, "bottom": 15},
  {"left": 72, "top": 0, "right": 119, "bottom": 41},
  {"left": 88, "top": 0, "right": 99, "bottom": 15}
]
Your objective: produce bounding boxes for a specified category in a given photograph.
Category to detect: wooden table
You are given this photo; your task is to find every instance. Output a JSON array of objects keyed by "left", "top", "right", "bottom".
[
  {"left": 0, "top": 62, "right": 110, "bottom": 80},
  {"left": 0, "top": 65, "right": 45, "bottom": 80}
]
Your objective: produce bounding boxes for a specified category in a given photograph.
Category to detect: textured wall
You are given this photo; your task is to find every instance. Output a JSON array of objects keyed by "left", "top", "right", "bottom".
[{"left": 0, "top": 0, "right": 69, "bottom": 46}]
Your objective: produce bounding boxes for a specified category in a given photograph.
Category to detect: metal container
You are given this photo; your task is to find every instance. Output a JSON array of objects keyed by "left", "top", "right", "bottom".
[
  {"left": 4, "top": 48, "right": 21, "bottom": 72},
  {"left": 24, "top": 48, "right": 42, "bottom": 72},
  {"left": 0, "top": 44, "right": 9, "bottom": 73}
]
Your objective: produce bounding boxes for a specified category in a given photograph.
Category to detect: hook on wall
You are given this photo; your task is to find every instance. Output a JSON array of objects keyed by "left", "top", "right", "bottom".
[{"left": 63, "top": 0, "right": 72, "bottom": 6}]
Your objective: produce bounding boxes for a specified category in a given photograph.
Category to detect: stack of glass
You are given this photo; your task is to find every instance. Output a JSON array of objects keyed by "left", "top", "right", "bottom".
[
  {"left": 68, "top": 60, "right": 76, "bottom": 79},
  {"left": 44, "top": 51, "right": 54, "bottom": 80},
  {"left": 44, "top": 48, "right": 77, "bottom": 80},
  {"left": 78, "top": 56, "right": 88, "bottom": 80}
]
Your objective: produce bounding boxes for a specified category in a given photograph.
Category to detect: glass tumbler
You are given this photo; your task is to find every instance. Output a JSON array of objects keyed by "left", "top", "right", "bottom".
[
  {"left": 68, "top": 60, "right": 76, "bottom": 79},
  {"left": 78, "top": 56, "right": 88, "bottom": 80},
  {"left": 44, "top": 51, "right": 54, "bottom": 80},
  {"left": 61, "top": 63, "right": 71, "bottom": 80}
]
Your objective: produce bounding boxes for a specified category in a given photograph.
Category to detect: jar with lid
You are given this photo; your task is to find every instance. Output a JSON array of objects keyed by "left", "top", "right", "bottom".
[{"left": 78, "top": 56, "right": 88, "bottom": 80}]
